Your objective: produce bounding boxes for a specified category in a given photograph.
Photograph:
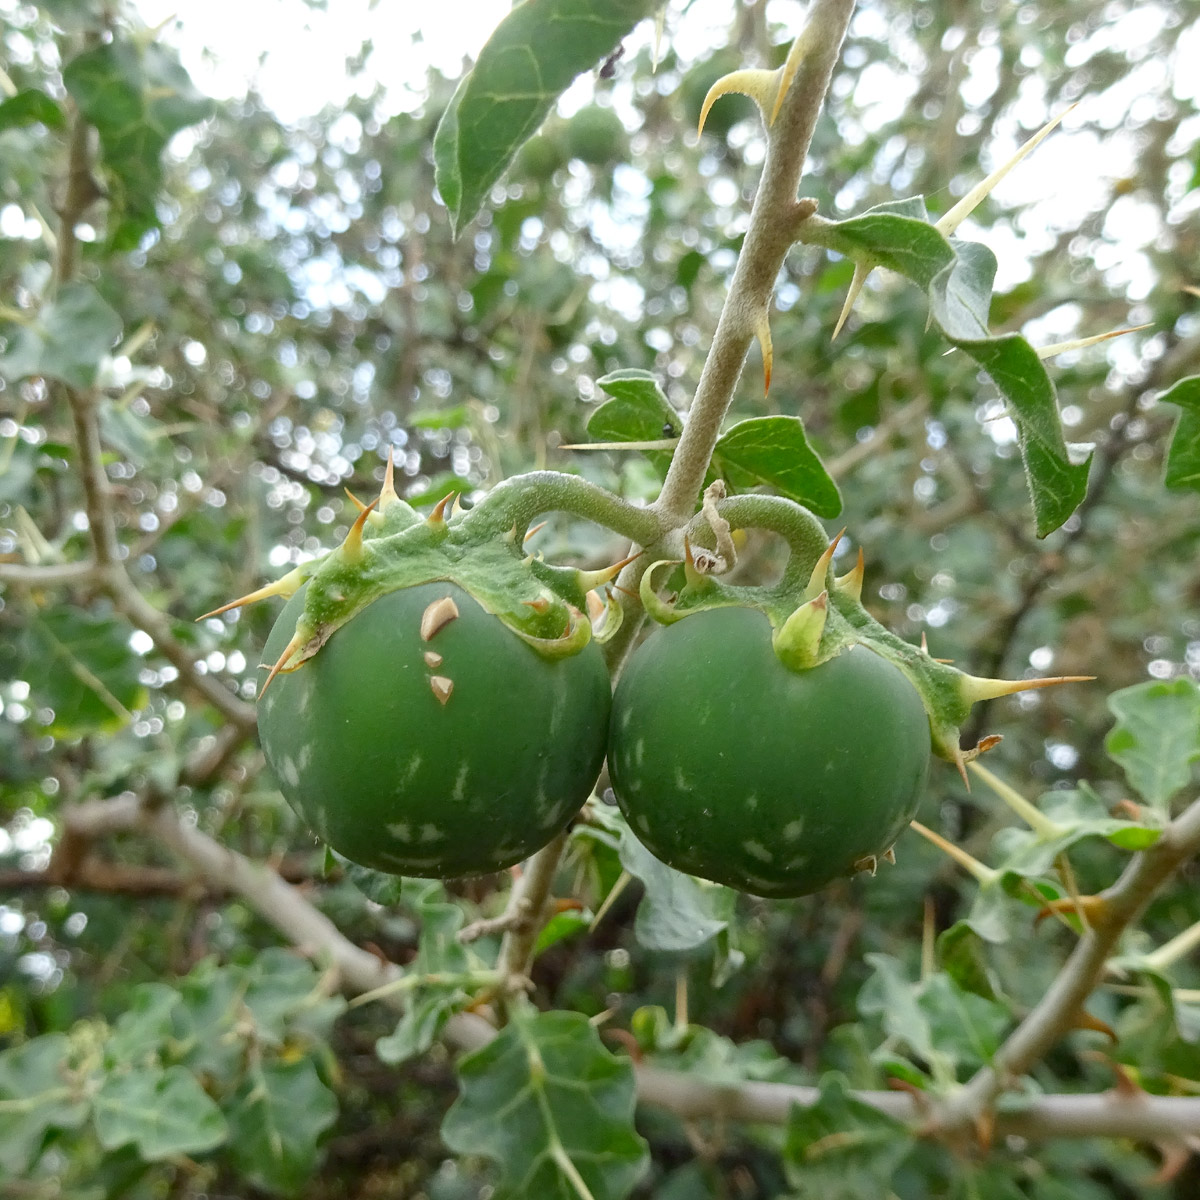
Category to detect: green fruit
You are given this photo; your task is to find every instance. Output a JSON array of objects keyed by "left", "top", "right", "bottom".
[
  {"left": 516, "top": 133, "right": 566, "bottom": 182},
  {"left": 608, "top": 606, "right": 930, "bottom": 898},
  {"left": 258, "top": 581, "right": 611, "bottom": 877},
  {"left": 565, "top": 106, "right": 627, "bottom": 167}
]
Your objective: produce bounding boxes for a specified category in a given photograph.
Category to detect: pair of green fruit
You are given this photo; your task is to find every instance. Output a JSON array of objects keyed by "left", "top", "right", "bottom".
[{"left": 255, "top": 560, "right": 930, "bottom": 899}]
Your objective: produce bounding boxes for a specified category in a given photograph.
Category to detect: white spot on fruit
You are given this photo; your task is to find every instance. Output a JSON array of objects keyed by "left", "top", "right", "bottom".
[
  {"left": 280, "top": 757, "right": 300, "bottom": 788},
  {"left": 784, "top": 854, "right": 810, "bottom": 871},
  {"left": 742, "top": 840, "right": 773, "bottom": 863},
  {"left": 298, "top": 745, "right": 312, "bottom": 770},
  {"left": 633, "top": 813, "right": 651, "bottom": 834},
  {"left": 452, "top": 762, "right": 469, "bottom": 801},
  {"left": 402, "top": 755, "right": 422, "bottom": 784},
  {"left": 419, "top": 823, "right": 442, "bottom": 843},
  {"left": 634, "top": 739, "right": 645, "bottom": 766},
  {"left": 745, "top": 794, "right": 759, "bottom": 811},
  {"left": 783, "top": 819, "right": 805, "bottom": 841},
  {"left": 673, "top": 766, "right": 689, "bottom": 792},
  {"left": 387, "top": 822, "right": 412, "bottom": 843}
]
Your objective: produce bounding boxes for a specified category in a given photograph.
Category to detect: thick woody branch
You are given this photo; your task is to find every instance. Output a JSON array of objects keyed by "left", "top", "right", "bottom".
[
  {"left": 653, "top": 0, "right": 856, "bottom": 522},
  {"left": 50, "top": 791, "right": 1200, "bottom": 1143},
  {"left": 939, "top": 794, "right": 1200, "bottom": 1131},
  {"left": 0, "top": 559, "right": 100, "bottom": 587},
  {"left": 493, "top": 829, "right": 571, "bottom": 990}
]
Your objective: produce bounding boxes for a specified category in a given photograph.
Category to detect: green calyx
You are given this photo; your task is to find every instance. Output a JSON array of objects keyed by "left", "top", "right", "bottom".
[
  {"left": 204, "top": 457, "right": 636, "bottom": 690},
  {"left": 641, "top": 501, "right": 1091, "bottom": 775}
]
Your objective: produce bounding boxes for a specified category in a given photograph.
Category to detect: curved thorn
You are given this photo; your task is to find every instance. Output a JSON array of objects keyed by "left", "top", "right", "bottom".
[
  {"left": 755, "top": 310, "right": 773, "bottom": 395},
  {"left": 340, "top": 496, "right": 379, "bottom": 564},
  {"left": 451, "top": 494, "right": 465, "bottom": 518},
  {"left": 835, "top": 547, "right": 864, "bottom": 601},
  {"left": 697, "top": 67, "right": 780, "bottom": 137},
  {"left": 770, "top": 32, "right": 807, "bottom": 125},
  {"left": 259, "top": 629, "right": 305, "bottom": 698},
  {"left": 577, "top": 550, "right": 643, "bottom": 592},
  {"left": 524, "top": 520, "right": 548, "bottom": 543},
  {"left": 379, "top": 446, "right": 400, "bottom": 510},
  {"left": 833, "top": 260, "right": 873, "bottom": 340},
  {"left": 428, "top": 492, "right": 456, "bottom": 527},
  {"left": 344, "top": 488, "right": 368, "bottom": 512},
  {"left": 805, "top": 529, "right": 845, "bottom": 600}
]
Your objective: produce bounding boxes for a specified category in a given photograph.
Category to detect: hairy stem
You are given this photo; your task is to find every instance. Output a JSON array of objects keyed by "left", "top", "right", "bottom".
[
  {"left": 652, "top": 0, "right": 856, "bottom": 522},
  {"left": 464, "top": 470, "right": 663, "bottom": 546}
]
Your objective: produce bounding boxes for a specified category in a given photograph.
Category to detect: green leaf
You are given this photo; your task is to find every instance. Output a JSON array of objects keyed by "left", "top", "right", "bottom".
[
  {"left": 816, "top": 203, "right": 1089, "bottom": 535},
  {"left": 0, "top": 282, "right": 122, "bottom": 389},
  {"left": 534, "top": 907, "right": 592, "bottom": 957},
  {"left": 242, "top": 948, "right": 343, "bottom": 1046},
  {"left": 433, "top": 0, "right": 657, "bottom": 234},
  {"left": 377, "top": 991, "right": 455, "bottom": 1066},
  {"left": 340, "top": 858, "right": 406, "bottom": 906},
  {"left": 618, "top": 826, "right": 735, "bottom": 953},
  {"left": 0, "top": 1035, "right": 90, "bottom": 1176},
  {"left": 1106, "top": 678, "right": 1200, "bottom": 810},
  {"left": 936, "top": 923, "right": 999, "bottom": 1001},
  {"left": 782, "top": 1074, "right": 913, "bottom": 1199},
  {"left": 227, "top": 1059, "right": 338, "bottom": 1196},
  {"left": 18, "top": 606, "right": 146, "bottom": 736},
  {"left": 990, "top": 785, "right": 1161, "bottom": 877},
  {"left": 442, "top": 1009, "right": 648, "bottom": 1200},
  {"left": 1157, "top": 375, "right": 1200, "bottom": 493},
  {"left": 859, "top": 955, "right": 1008, "bottom": 1083},
  {"left": 0, "top": 88, "right": 66, "bottom": 132},
  {"left": 587, "top": 369, "right": 680, "bottom": 476},
  {"left": 93, "top": 1065, "right": 227, "bottom": 1160},
  {"left": 711, "top": 416, "right": 842, "bottom": 518},
  {"left": 105, "top": 983, "right": 181, "bottom": 1065},
  {"left": 63, "top": 39, "right": 214, "bottom": 250}
]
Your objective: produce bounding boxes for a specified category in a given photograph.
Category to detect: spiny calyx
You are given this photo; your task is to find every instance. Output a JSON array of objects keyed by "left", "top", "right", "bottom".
[
  {"left": 640, "top": 527, "right": 1091, "bottom": 775},
  {"left": 202, "top": 452, "right": 631, "bottom": 693}
]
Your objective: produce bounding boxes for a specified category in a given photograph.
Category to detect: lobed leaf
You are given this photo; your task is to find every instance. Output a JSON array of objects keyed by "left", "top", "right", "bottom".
[
  {"left": 93, "top": 1064, "right": 227, "bottom": 1160},
  {"left": 433, "top": 0, "right": 657, "bottom": 235},
  {"left": 227, "top": 1060, "right": 338, "bottom": 1196},
  {"left": 442, "top": 1009, "right": 648, "bottom": 1200},
  {"left": 815, "top": 202, "right": 1090, "bottom": 535},
  {"left": 989, "top": 785, "right": 1161, "bottom": 878},
  {"left": 586, "top": 368, "right": 680, "bottom": 477},
  {"left": 618, "top": 826, "right": 735, "bottom": 953},
  {"left": 14, "top": 605, "right": 147, "bottom": 737},
  {"left": 0, "top": 88, "right": 66, "bottom": 132},
  {"left": 0, "top": 282, "right": 122, "bottom": 389},
  {"left": 1157, "top": 375, "right": 1200, "bottom": 493},
  {"left": 0, "top": 1035, "right": 90, "bottom": 1175},
  {"left": 782, "top": 1074, "right": 913, "bottom": 1200},
  {"left": 712, "top": 415, "right": 842, "bottom": 518},
  {"left": 1105, "top": 678, "right": 1200, "bottom": 811},
  {"left": 63, "top": 39, "right": 213, "bottom": 250}
]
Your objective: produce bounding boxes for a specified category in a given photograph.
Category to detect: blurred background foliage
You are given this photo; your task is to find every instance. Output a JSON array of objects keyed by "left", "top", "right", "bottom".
[{"left": 1, "top": 0, "right": 1198, "bottom": 1195}]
